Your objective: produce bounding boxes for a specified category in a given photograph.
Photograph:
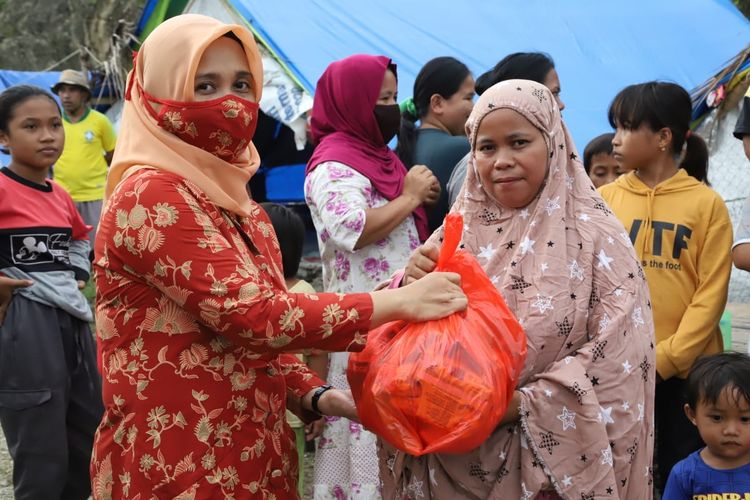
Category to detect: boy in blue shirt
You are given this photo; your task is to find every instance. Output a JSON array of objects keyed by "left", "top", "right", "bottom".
[{"left": 664, "top": 352, "right": 750, "bottom": 498}]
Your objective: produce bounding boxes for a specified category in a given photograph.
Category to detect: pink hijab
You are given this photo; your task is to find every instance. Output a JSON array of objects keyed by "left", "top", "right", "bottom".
[
  {"left": 380, "top": 80, "right": 656, "bottom": 499},
  {"left": 306, "top": 55, "right": 430, "bottom": 241}
]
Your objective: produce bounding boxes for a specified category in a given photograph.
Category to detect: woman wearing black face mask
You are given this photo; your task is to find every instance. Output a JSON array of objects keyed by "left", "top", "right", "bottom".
[{"left": 304, "top": 54, "right": 439, "bottom": 498}]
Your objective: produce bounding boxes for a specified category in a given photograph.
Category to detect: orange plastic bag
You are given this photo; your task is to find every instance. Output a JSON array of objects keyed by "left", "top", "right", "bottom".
[{"left": 348, "top": 213, "right": 527, "bottom": 456}]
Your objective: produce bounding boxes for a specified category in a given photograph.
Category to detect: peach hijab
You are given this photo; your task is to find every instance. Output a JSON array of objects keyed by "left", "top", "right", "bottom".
[{"left": 104, "top": 14, "right": 263, "bottom": 216}]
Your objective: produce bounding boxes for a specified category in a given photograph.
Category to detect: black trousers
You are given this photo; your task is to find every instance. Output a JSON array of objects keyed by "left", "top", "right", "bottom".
[
  {"left": 654, "top": 376, "right": 704, "bottom": 492},
  {"left": 0, "top": 295, "right": 103, "bottom": 500}
]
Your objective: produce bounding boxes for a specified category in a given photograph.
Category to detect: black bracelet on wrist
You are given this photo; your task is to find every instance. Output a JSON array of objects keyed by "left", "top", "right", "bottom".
[{"left": 311, "top": 385, "right": 333, "bottom": 416}]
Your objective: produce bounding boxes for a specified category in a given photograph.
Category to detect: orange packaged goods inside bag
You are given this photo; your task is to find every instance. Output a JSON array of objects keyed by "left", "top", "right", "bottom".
[{"left": 347, "top": 213, "right": 527, "bottom": 456}]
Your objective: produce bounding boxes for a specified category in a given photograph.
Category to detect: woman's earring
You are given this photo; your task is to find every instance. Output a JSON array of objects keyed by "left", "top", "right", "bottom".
[{"left": 659, "top": 145, "right": 666, "bottom": 152}]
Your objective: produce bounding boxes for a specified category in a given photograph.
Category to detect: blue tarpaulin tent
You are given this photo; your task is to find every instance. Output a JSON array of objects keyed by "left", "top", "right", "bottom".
[
  {"left": 139, "top": 0, "right": 750, "bottom": 202},
  {"left": 174, "top": 0, "right": 750, "bottom": 145},
  {"left": 0, "top": 70, "right": 60, "bottom": 92},
  {"left": 5, "top": 1, "right": 750, "bottom": 189}
]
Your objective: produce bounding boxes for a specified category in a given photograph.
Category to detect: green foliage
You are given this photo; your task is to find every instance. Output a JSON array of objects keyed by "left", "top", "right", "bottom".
[{"left": 735, "top": 0, "right": 750, "bottom": 20}]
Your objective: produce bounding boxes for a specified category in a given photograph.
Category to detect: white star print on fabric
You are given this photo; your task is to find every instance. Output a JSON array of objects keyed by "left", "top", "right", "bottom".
[
  {"left": 622, "top": 360, "right": 632, "bottom": 374},
  {"left": 565, "top": 174, "right": 574, "bottom": 190},
  {"left": 598, "top": 313, "right": 610, "bottom": 333},
  {"left": 478, "top": 244, "right": 495, "bottom": 261},
  {"left": 600, "top": 447, "right": 614, "bottom": 467},
  {"left": 544, "top": 389, "right": 553, "bottom": 397},
  {"left": 562, "top": 475, "right": 573, "bottom": 487},
  {"left": 598, "top": 406, "right": 614, "bottom": 424},
  {"left": 622, "top": 401, "right": 631, "bottom": 411},
  {"left": 637, "top": 403, "right": 645, "bottom": 422},
  {"left": 614, "top": 288, "right": 624, "bottom": 297},
  {"left": 632, "top": 307, "right": 645, "bottom": 328},
  {"left": 544, "top": 196, "right": 561, "bottom": 215},
  {"left": 596, "top": 249, "right": 614, "bottom": 270},
  {"left": 491, "top": 275, "right": 500, "bottom": 285},
  {"left": 498, "top": 450, "right": 507, "bottom": 461},
  {"left": 521, "top": 482, "right": 534, "bottom": 500},
  {"left": 530, "top": 220, "right": 538, "bottom": 228},
  {"left": 540, "top": 262, "right": 549, "bottom": 273},
  {"left": 564, "top": 356, "right": 574, "bottom": 364},
  {"left": 531, "top": 294, "right": 554, "bottom": 314},
  {"left": 607, "top": 236, "right": 615, "bottom": 244},
  {"left": 520, "top": 236, "right": 536, "bottom": 255},
  {"left": 408, "top": 477, "right": 425, "bottom": 498},
  {"left": 557, "top": 406, "right": 577, "bottom": 430},
  {"left": 578, "top": 213, "right": 591, "bottom": 222},
  {"left": 621, "top": 231, "right": 630, "bottom": 242},
  {"left": 568, "top": 259, "right": 584, "bottom": 281},
  {"left": 519, "top": 208, "right": 530, "bottom": 219}
]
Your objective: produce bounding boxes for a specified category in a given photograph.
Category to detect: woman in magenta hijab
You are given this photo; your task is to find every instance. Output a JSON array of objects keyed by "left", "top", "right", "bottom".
[{"left": 304, "top": 55, "right": 439, "bottom": 498}]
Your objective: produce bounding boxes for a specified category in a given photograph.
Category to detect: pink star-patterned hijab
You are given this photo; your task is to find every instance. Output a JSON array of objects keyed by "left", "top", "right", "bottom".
[{"left": 382, "top": 80, "right": 655, "bottom": 499}]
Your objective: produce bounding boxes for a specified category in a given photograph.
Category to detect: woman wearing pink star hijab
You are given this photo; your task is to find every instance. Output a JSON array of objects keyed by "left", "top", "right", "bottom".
[{"left": 385, "top": 80, "right": 656, "bottom": 499}]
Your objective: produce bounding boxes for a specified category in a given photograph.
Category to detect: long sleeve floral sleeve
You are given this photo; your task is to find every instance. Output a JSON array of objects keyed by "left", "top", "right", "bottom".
[
  {"left": 100, "top": 170, "right": 372, "bottom": 354},
  {"left": 91, "top": 169, "right": 373, "bottom": 499}
]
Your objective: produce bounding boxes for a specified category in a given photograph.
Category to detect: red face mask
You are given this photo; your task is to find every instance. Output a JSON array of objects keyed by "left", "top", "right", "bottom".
[{"left": 140, "top": 85, "right": 259, "bottom": 162}]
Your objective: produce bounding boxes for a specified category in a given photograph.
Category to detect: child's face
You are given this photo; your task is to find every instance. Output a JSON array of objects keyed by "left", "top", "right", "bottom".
[
  {"left": 611, "top": 124, "right": 663, "bottom": 172},
  {"left": 0, "top": 96, "right": 64, "bottom": 171},
  {"left": 194, "top": 36, "right": 255, "bottom": 102},
  {"left": 474, "top": 108, "right": 549, "bottom": 209},
  {"left": 685, "top": 386, "right": 750, "bottom": 468},
  {"left": 588, "top": 152, "right": 621, "bottom": 188}
]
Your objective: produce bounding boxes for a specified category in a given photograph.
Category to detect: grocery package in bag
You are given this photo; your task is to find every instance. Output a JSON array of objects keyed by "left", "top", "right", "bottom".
[{"left": 348, "top": 213, "right": 526, "bottom": 455}]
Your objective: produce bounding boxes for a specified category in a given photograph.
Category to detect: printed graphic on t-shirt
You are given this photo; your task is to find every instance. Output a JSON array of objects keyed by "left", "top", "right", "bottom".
[
  {"left": 691, "top": 494, "right": 750, "bottom": 499},
  {"left": 84, "top": 130, "right": 95, "bottom": 143},
  {"left": 629, "top": 218, "right": 692, "bottom": 271},
  {"left": 0, "top": 227, "right": 73, "bottom": 272},
  {"left": 11, "top": 233, "right": 70, "bottom": 265}
]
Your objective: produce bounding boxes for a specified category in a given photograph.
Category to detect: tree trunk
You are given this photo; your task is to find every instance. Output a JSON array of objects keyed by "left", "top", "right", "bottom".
[{"left": 0, "top": 0, "right": 144, "bottom": 71}]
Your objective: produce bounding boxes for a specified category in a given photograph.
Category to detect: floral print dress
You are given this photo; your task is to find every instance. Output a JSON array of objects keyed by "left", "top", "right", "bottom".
[
  {"left": 91, "top": 169, "right": 374, "bottom": 499},
  {"left": 305, "top": 161, "right": 421, "bottom": 499}
]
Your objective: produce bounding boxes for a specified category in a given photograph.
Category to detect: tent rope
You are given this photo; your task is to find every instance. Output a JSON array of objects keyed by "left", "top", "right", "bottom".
[{"left": 82, "top": 19, "right": 138, "bottom": 105}]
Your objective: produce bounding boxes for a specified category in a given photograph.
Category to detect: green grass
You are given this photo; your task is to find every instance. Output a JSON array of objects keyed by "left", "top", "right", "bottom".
[
  {"left": 82, "top": 279, "right": 96, "bottom": 304},
  {"left": 82, "top": 278, "right": 96, "bottom": 332}
]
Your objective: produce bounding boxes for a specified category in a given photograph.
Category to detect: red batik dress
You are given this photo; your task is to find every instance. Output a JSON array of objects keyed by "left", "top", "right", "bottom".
[{"left": 90, "top": 169, "right": 373, "bottom": 499}]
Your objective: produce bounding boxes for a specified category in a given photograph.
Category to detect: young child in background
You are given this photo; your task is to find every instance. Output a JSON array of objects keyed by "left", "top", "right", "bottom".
[
  {"left": 0, "top": 85, "right": 103, "bottom": 499},
  {"left": 583, "top": 132, "right": 620, "bottom": 188},
  {"left": 261, "top": 202, "right": 326, "bottom": 497},
  {"left": 663, "top": 352, "right": 750, "bottom": 498},
  {"left": 600, "top": 81, "right": 733, "bottom": 491}
]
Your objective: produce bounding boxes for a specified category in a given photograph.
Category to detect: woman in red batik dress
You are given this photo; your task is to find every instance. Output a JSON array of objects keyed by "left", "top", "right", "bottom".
[{"left": 89, "top": 14, "right": 467, "bottom": 499}]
